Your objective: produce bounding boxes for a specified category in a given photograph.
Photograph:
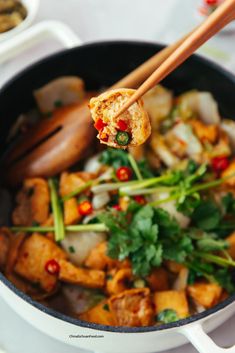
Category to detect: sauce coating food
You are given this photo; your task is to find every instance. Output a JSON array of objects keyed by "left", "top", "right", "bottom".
[
  {"left": 90, "top": 88, "right": 151, "bottom": 148},
  {"left": 2, "top": 76, "right": 235, "bottom": 328}
]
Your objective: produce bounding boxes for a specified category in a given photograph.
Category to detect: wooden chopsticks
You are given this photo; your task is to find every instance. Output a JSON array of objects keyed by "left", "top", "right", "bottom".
[{"left": 114, "top": 0, "right": 235, "bottom": 118}]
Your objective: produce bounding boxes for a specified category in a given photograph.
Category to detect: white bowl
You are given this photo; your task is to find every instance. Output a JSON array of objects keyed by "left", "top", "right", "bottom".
[{"left": 0, "top": 0, "right": 40, "bottom": 43}]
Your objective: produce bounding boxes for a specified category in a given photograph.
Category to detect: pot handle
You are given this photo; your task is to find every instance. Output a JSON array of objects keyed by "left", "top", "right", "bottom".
[
  {"left": 181, "top": 323, "right": 235, "bottom": 353},
  {"left": 0, "top": 20, "right": 81, "bottom": 65}
]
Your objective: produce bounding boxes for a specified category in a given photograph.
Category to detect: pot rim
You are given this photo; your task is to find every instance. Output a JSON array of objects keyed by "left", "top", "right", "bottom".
[{"left": 1, "top": 40, "right": 235, "bottom": 334}]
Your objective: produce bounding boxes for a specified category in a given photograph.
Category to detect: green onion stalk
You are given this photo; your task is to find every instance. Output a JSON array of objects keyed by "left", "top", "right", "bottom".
[
  {"left": 49, "top": 178, "right": 65, "bottom": 241},
  {"left": 11, "top": 223, "right": 108, "bottom": 234}
]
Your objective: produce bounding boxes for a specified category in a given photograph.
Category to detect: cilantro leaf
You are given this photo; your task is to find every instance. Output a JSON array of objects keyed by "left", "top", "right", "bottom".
[
  {"left": 98, "top": 204, "right": 163, "bottom": 276},
  {"left": 99, "top": 148, "right": 155, "bottom": 178},
  {"left": 177, "top": 194, "right": 201, "bottom": 216},
  {"left": 163, "top": 236, "right": 193, "bottom": 263},
  {"left": 222, "top": 193, "right": 235, "bottom": 215},
  {"left": 99, "top": 148, "right": 129, "bottom": 169},
  {"left": 136, "top": 159, "right": 155, "bottom": 178},
  {"left": 154, "top": 208, "right": 180, "bottom": 237},
  {"left": 191, "top": 201, "right": 221, "bottom": 231},
  {"left": 214, "top": 269, "right": 235, "bottom": 294}
]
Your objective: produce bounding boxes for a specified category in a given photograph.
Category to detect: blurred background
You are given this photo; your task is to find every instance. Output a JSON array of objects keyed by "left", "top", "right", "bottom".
[
  {"left": 0, "top": 0, "right": 235, "bottom": 86},
  {"left": 0, "top": 1, "right": 235, "bottom": 353}
]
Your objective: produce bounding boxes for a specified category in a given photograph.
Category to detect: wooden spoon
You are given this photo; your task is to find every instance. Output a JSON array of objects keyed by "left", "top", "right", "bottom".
[
  {"left": 4, "top": 29, "right": 196, "bottom": 186},
  {"left": 115, "top": 0, "right": 235, "bottom": 118}
]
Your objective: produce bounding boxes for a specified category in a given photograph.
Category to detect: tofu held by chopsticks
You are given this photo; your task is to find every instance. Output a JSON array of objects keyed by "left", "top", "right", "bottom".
[{"left": 89, "top": 88, "right": 151, "bottom": 149}]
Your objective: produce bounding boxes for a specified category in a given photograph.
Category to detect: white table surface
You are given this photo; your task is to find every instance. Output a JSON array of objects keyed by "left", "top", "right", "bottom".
[{"left": 0, "top": 1, "right": 235, "bottom": 352}]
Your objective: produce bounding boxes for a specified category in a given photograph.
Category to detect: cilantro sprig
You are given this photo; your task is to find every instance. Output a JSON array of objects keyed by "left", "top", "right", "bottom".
[{"left": 98, "top": 201, "right": 235, "bottom": 288}]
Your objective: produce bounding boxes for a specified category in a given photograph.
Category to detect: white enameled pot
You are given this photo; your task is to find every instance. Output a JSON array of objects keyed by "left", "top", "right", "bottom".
[
  {"left": 1, "top": 273, "right": 235, "bottom": 353},
  {"left": 1, "top": 21, "right": 235, "bottom": 353}
]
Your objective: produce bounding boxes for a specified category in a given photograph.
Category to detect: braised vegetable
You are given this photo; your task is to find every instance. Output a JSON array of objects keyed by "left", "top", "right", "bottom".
[{"left": 4, "top": 82, "right": 235, "bottom": 328}]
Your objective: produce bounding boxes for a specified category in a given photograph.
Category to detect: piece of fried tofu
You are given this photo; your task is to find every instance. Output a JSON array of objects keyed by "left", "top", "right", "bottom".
[
  {"left": 0, "top": 228, "right": 11, "bottom": 270},
  {"left": 14, "top": 233, "right": 67, "bottom": 292},
  {"left": 80, "top": 300, "right": 115, "bottom": 326},
  {"left": 226, "top": 232, "right": 235, "bottom": 259},
  {"left": 106, "top": 268, "right": 133, "bottom": 295},
  {"left": 187, "top": 283, "right": 222, "bottom": 309},
  {"left": 222, "top": 159, "right": 235, "bottom": 187},
  {"left": 108, "top": 288, "right": 154, "bottom": 326},
  {"left": 12, "top": 178, "right": 50, "bottom": 226},
  {"left": 89, "top": 88, "right": 151, "bottom": 149},
  {"left": 153, "top": 290, "right": 189, "bottom": 319},
  {"left": 63, "top": 198, "right": 81, "bottom": 225},
  {"left": 147, "top": 268, "right": 169, "bottom": 292},
  {"left": 59, "top": 259, "right": 105, "bottom": 289},
  {"left": 85, "top": 241, "right": 130, "bottom": 271}
]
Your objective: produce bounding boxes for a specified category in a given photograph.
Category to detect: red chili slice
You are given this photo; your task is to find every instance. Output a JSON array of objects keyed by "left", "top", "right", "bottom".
[
  {"left": 134, "top": 195, "right": 146, "bottom": 205},
  {"left": 212, "top": 156, "right": 229, "bottom": 173},
  {"left": 94, "top": 118, "right": 107, "bottom": 131},
  {"left": 100, "top": 129, "right": 109, "bottom": 142},
  {"left": 116, "top": 166, "right": 132, "bottom": 181},
  {"left": 117, "top": 119, "right": 128, "bottom": 131},
  {"left": 204, "top": 0, "right": 218, "bottom": 5},
  {"left": 112, "top": 204, "right": 122, "bottom": 211},
  {"left": 45, "top": 259, "right": 60, "bottom": 275},
  {"left": 78, "top": 200, "right": 93, "bottom": 216}
]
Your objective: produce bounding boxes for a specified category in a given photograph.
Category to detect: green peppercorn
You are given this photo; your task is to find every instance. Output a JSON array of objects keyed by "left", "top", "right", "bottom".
[{"left": 115, "top": 131, "right": 130, "bottom": 146}]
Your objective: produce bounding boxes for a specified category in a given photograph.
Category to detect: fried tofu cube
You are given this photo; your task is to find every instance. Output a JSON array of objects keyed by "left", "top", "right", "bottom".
[
  {"left": 147, "top": 268, "right": 169, "bottom": 291},
  {"left": 187, "top": 283, "right": 222, "bottom": 309},
  {"left": 226, "top": 232, "right": 235, "bottom": 259},
  {"left": 108, "top": 288, "right": 154, "bottom": 327},
  {"left": 153, "top": 290, "right": 189, "bottom": 319},
  {"left": 106, "top": 268, "right": 133, "bottom": 295},
  {"left": 0, "top": 228, "right": 11, "bottom": 270},
  {"left": 85, "top": 241, "right": 130, "bottom": 271},
  {"left": 14, "top": 233, "right": 67, "bottom": 292},
  {"left": 80, "top": 300, "right": 115, "bottom": 326},
  {"left": 190, "top": 119, "right": 218, "bottom": 144},
  {"left": 59, "top": 171, "right": 95, "bottom": 198},
  {"left": 12, "top": 178, "right": 50, "bottom": 226},
  {"left": 222, "top": 160, "right": 235, "bottom": 187},
  {"left": 89, "top": 88, "right": 151, "bottom": 149},
  {"left": 59, "top": 259, "right": 105, "bottom": 289},
  {"left": 63, "top": 198, "right": 81, "bottom": 225}
]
